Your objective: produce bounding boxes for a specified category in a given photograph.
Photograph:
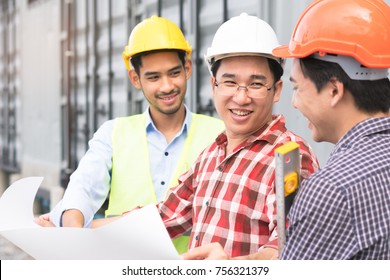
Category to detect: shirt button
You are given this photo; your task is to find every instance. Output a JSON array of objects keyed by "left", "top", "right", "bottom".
[
  {"left": 205, "top": 201, "right": 209, "bottom": 206},
  {"left": 195, "top": 235, "right": 199, "bottom": 240},
  {"left": 218, "top": 166, "right": 222, "bottom": 171},
  {"left": 165, "top": 152, "right": 169, "bottom": 156},
  {"left": 161, "top": 181, "right": 165, "bottom": 185}
]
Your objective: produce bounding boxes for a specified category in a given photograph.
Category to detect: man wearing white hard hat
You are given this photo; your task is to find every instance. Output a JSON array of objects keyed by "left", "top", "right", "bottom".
[
  {"left": 185, "top": 0, "right": 390, "bottom": 260},
  {"left": 176, "top": 12, "right": 318, "bottom": 259}
]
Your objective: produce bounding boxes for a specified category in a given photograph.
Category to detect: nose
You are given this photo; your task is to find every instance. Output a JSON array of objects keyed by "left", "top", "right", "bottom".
[
  {"left": 160, "top": 75, "right": 175, "bottom": 92},
  {"left": 291, "top": 92, "right": 298, "bottom": 108},
  {"left": 237, "top": 85, "right": 249, "bottom": 92},
  {"left": 233, "top": 86, "right": 251, "bottom": 104}
]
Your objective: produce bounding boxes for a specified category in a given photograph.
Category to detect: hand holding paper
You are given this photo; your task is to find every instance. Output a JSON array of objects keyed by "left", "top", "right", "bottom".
[{"left": 0, "top": 177, "right": 179, "bottom": 259}]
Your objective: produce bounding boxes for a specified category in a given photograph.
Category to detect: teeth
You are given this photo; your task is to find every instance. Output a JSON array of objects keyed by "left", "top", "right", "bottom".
[
  {"left": 162, "top": 96, "right": 174, "bottom": 100},
  {"left": 232, "top": 110, "right": 250, "bottom": 116}
]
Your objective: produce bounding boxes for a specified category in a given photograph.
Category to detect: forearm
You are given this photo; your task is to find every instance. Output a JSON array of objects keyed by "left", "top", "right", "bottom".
[
  {"left": 158, "top": 182, "right": 194, "bottom": 239},
  {"left": 91, "top": 216, "right": 120, "bottom": 228},
  {"left": 49, "top": 122, "right": 114, "bottom": 227}
]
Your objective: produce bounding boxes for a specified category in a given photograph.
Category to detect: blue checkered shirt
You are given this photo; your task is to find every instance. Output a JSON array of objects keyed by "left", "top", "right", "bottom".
[{"left": 282, "top": 117, "right": 390, "bottom": 259}]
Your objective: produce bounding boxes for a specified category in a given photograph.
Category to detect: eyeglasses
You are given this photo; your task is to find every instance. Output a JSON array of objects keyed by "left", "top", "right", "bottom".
[{"left": 214, "top": 80, "right": 274, "bottom": 99}]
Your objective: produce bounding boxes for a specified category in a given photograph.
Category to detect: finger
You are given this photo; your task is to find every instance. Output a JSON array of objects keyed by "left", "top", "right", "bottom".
[
  {"left": 183, "top": 243, "right": 226, "bottom": 260},
  {"left": 39, "top": 213, "right": 50, "bottom": 221},
  {"left": 34, "top": 217, "right": 55, "bottom": 227},
  {"left": 182, "top": 247, "right": 208, "bottom": 260}
]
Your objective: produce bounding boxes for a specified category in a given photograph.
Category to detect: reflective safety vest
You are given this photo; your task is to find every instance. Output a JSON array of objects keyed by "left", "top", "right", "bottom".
[{"left": 106, "top": 113, "right": 224, "bottom": 254}]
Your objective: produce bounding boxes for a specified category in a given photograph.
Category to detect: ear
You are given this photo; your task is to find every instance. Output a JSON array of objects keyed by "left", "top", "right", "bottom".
[
  {"left": 210, "top": 76, "right": 217, "bottom": 98},
  {"left": 128, "top": 70, "right": 141, "bottom": 89},
  {"left": 184, "top": 59, "right": 193, "bottom": 80},
  {"left": 272, "top": 80, "right": 283, "bottom": 103},
  {"left": 329, "top": 79, "right": 345, "bottom": 108}
]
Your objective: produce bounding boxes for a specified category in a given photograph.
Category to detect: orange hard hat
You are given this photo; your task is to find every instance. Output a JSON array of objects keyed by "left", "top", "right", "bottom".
[{"left": 273, "top": 0, "right": 390, "bottom": 68}]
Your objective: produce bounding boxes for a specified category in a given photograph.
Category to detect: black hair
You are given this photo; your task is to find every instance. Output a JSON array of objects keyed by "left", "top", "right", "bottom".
[
  {"left": 299, "top": 57, "right": 390, "bottom": 114},
  {"left": 130, "top": 49, "right": 187, "bottom": 76},
  {"left": 210, "top": 57, "right": 284, "bottom": 83}
]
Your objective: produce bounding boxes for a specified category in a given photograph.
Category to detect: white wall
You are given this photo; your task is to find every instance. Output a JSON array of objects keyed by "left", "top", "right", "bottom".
[{"left": 17, "top": 0, "right": 62, "bottom": 188}]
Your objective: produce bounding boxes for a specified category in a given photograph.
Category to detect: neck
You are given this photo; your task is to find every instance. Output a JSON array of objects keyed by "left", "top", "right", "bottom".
[
  {"left": 150, "top": 106, "right": 186, "bottom": 143},
  {"left": 225, "top": 130, "right": 257, "bottom": 156},
  {"left": 225, "top": 116, "right": 272, "bottom": 155}
]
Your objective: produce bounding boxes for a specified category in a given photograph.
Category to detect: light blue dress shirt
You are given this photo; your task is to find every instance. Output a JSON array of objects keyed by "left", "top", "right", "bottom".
[{"left": 50, "top": 106, "right": 191, "bottom": 227}]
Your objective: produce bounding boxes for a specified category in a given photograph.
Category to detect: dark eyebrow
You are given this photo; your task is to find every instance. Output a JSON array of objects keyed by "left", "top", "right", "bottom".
[
  {"left": 221, "top": 73, "right": 268, "bottom": 80},
  {"left": 168, "top": 65, "right": 183, "bottom": 72},
  {"left": 144, "top": 71, "right": 160, "bottom": 77},
  {"left": 221, "top": 73, "right": 236, "bottom": 79},
  {"left": 144, "top": 65, "right": 183, "bottom": 77}
]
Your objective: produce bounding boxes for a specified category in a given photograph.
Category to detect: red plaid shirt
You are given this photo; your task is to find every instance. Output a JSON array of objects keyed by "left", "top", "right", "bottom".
[{"left": 158, "top": 114, "right": 319, "bottom": 257}]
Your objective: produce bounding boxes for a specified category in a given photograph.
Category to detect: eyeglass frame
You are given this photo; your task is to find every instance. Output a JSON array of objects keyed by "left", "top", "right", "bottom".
[{"left": 213, "top": 79, "right": 275, "bottom": 99}]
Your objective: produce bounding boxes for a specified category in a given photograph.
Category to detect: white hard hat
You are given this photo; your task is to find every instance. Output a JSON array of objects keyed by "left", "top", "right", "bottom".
[{"left": 205, "top": 13, "right": 284, "bottom": 73}]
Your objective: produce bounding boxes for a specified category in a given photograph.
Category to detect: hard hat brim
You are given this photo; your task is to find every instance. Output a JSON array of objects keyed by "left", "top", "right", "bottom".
[{"left": 272, "top": 45, "right": 296, "bottom": 58}]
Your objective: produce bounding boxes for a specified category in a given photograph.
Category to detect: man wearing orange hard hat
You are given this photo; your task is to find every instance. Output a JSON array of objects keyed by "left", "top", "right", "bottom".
[{"left": 271, "top": 0, "right": 390, "bottom": 259}]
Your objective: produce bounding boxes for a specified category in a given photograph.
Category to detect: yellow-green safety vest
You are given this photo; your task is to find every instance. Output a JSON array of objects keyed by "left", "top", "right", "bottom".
[{"left": 106, "top": 113, "right": 224, "bottom": 254}]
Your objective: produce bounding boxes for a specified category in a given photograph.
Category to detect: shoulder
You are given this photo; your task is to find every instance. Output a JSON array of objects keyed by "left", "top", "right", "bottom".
[
  {"left": 295, "top": 171, "right": 344, "bottom": 216},
  {"left": 112, "top": 114, "right": 145, "bottom": 128},
  {"left": 114, "top": 114, "right": 144, "bottom": 123},
  {"left": 191, "top": 113, "right": 224, "bottom": 128},
  {"left": 274, "top": 130, "right": 320, "bottom": 177},
  {"left": 94, "top": 119, "right": 116, "bottom": 135},
  {"left": 281, "top": 131, "right": 317, "bottom": 160}
]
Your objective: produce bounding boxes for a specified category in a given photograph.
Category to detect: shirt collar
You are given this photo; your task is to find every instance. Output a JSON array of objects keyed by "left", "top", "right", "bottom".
[
  {"left": 144, "top": 105, "right": 192, "bottom": 134},
  {"left": 215, "top": 114, "right": 287, "bottom": 149},
  {"left": 332, "top": 116, "right": 390, "bottom": 155}
]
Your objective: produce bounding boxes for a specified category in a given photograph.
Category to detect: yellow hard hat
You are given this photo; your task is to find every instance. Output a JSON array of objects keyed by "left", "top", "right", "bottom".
[{"left": 123, "top": 15, "right": 192, "bottom": 70}]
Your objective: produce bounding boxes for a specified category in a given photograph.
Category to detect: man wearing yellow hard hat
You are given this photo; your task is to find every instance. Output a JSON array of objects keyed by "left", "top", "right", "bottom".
[{"left": 39, "top": 16, "right": 224, "bottom": 254}]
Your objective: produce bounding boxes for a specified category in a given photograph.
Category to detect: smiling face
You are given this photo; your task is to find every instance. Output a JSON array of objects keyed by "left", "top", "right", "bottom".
[
  {"left": 212, "top": 56, "right": 282, "bottom": 145},
  {"left": 129, "top": 51, "right": 192, "bottom": 118},
  {"left": 290, "top": 58, "right": 336, "bottom": 143}
]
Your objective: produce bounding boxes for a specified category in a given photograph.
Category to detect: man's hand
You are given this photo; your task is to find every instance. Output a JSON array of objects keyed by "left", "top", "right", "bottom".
[
  {"left": 34, "top": 213, "right": 55, "bottom": 227},
  {"left": 182, "top": 242, "right": 230, "bottom": 260},
  {"left": 182, "top": 242, "right": 279, "bottom": 260},
  {"left": 34, "top": 209, "right": 84, "bottom": 227},
  {"left": 254, "top": 247, "right": 279, "bottom": 260}
]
